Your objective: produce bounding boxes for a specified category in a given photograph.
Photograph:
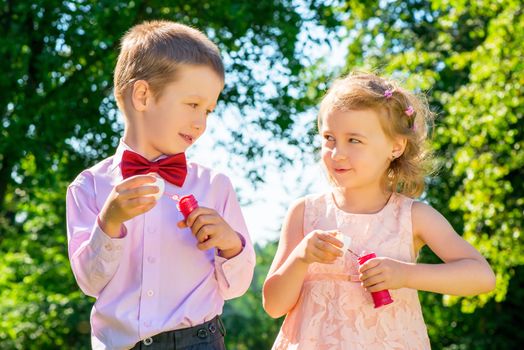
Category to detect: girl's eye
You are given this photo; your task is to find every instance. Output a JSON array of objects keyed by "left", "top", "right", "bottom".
[
  {"left": 324, "top": 135, "right": 335, "bottom": 141},
  {"left": 188, "top": 103, "right": 198, "bottom": 108},
  {"left": 349, "top": 138, "right": 361, "bottom": 144}
]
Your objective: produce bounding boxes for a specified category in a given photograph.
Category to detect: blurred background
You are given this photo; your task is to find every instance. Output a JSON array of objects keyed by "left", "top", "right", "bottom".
[{"left": 0, "top": 0, "right": 522, "bottom": 348}]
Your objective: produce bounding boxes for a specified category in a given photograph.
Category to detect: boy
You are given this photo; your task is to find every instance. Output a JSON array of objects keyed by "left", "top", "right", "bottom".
[{"left": 66, "top": 20, "right": 255, "bottom": 350}]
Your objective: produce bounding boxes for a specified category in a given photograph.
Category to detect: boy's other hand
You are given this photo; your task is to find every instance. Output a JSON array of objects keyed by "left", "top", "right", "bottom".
[
  {"left": 99, "top": 175, "right": 159, "bottom": 238},
  {"left": 177, "top": 207, "right": 243, "bottom": 259}
]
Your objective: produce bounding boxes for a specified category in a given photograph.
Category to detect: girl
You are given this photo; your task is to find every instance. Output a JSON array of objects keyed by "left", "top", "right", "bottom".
[{"left": 262, "top": 72, "right": 496, "bottom": 349}]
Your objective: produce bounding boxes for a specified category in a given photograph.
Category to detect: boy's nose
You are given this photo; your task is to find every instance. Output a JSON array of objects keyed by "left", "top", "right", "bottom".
[{"left": 192, "top": 115, "right": 206, "bottom": 131}]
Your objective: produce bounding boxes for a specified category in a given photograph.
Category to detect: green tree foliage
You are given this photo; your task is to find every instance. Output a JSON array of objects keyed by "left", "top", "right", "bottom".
[{"left": 1, "top": 0, "right": 522, "bottom": 349}]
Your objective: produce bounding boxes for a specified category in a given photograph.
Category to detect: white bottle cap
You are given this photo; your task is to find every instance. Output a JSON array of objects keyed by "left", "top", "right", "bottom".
[{"left": 145, "top": 173, "right": 165, "bottom": 200}]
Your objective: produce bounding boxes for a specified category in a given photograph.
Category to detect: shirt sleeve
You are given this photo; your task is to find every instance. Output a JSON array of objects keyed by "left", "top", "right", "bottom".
[
  {"left": 213, "top": 175, "right": 256, "bottom": 300},
  {"left": 66, "top": 172, "right": 127, "bottom": 298}
]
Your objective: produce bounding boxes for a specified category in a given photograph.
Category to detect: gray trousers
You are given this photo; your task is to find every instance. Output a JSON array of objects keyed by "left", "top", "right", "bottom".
[{"left": 131, "top": 315, "right": 226, "bottom": 350}]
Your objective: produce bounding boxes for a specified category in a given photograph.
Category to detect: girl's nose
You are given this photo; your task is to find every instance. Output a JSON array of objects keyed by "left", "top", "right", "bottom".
[{"left": 331, "top": 146, "right": 347, "bottom": 161}]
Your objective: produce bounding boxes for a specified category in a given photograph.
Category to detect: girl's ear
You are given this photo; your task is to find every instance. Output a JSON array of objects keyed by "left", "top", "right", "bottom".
[
  {"left": 131, "top": 80, "right": 150, "bottom": 112},
  {"left": 391, "top": 136, "right": 407, "bottom": 159}
]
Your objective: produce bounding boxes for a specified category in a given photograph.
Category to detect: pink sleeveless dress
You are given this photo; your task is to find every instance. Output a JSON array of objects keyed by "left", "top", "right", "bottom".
[{"left": 272, "top": 192, "right": 431, "bottom": 349}]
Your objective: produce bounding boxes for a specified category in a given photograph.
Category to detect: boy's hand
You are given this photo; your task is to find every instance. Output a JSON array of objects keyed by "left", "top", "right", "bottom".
[
  {"left": 99, "top": 175, "right": 159, "bottom": 238},
  {"left": 177, "top": 207, "right": 243, "bottom": 259},
  {"left": 295, "top": 230, "right": 344, "bottom": 265},
  {"left": 358, "top": 257, "right": 408, "bottom": 292}
]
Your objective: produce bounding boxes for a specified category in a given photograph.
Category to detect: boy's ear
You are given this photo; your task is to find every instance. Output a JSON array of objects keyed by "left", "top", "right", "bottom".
[
  {"left": 391, "top": 136, "right": 407, "bottom": 158},
  {"left": 131, "top": 80, "right": 150, "bottom": 112}
]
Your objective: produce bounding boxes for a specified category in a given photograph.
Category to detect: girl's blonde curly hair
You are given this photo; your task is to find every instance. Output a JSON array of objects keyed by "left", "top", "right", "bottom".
[{"left": 317, "top": 72, "right": 435, "bottom": 198}]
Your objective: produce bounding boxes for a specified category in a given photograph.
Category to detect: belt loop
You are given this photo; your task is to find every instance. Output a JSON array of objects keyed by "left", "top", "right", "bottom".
[{"left": 217, "top": 315, "right": 226, "bottom": 337}]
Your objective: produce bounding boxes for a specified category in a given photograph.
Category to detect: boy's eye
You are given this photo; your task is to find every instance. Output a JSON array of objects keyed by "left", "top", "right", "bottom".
[
  {"left": 188, "top": 103, "right": 198, "bottom": 108},
  {"left": 324, "top": 135, "right": 335, "bottom": 141},
  {"left": 349, "top": 138, "right": 361, "bottom": 144}
]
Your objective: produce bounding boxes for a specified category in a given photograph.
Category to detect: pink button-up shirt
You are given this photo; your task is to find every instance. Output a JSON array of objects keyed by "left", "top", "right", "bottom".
[{"left": 66, "top": 141, "right": 256, "bottom": 349}]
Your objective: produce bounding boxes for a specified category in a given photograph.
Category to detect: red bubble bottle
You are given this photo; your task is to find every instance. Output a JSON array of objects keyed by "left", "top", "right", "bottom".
[
  {"left": 358, "top": 252, "right": 394, "bottom": 308},
  {"left": 177, "top": 194, "right": 199, "bottom": 220}
]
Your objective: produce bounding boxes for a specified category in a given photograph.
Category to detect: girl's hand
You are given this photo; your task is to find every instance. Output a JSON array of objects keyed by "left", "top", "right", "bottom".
[
  {"left": 358, "top": 257, "right": 409, "bottom": 292},
  {"left": 177, "top": 207, "right": 243, "bottom": 259},
  {"left": 99, "top": 175, "right": 159, "bottom": 237},
  {"left": 295, "top": 230, "right": 344, "bottom": 265}
]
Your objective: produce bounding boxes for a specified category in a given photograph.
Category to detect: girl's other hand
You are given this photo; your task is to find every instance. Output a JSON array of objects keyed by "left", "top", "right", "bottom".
[{"left": 296, "top": 230, "right": 344, "bottom": 265}]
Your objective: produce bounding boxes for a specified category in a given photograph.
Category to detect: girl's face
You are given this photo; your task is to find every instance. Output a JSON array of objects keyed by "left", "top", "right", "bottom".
[{"left": 320, "top": 108, "right": 402, "bottom": 191}]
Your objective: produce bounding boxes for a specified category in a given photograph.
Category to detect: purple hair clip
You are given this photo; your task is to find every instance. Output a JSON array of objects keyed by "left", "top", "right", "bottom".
[
  {"left": 405, "top": 105, "right": 415, "bottom": 117},
  {"left": 384, "top": 89, "right": 393, "bottom": 99}
]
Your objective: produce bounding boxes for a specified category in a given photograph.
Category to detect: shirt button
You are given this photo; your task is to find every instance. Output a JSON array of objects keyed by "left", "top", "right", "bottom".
[
  {"left": 147, "top": 290, "right": 154, "bottom": 297},
  {"left": 147, "top": 256, "right": 156, "bottom": 264}
]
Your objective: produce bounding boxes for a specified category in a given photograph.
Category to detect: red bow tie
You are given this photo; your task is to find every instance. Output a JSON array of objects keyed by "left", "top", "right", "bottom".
[{"left": 120, "top": 150, "right": 187, "bottom": 187}]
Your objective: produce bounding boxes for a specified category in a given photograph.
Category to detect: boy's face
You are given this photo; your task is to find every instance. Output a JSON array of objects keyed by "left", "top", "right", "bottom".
[{"left": 141, "top": 64, "right": 224, "bottom": 155}]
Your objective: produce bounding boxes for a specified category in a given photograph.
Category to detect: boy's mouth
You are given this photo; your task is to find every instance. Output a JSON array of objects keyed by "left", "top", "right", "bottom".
[{"left": 179, "top": 133, "right": 194, "bottom": 145}]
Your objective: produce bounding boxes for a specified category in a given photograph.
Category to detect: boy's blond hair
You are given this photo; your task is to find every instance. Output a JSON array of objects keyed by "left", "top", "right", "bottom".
[
  {"left": 114, "top": 20, "right": 224, "bottom": 109},
  {"left": 318, "top": 72, "right": 435, "bottom": 198}
]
